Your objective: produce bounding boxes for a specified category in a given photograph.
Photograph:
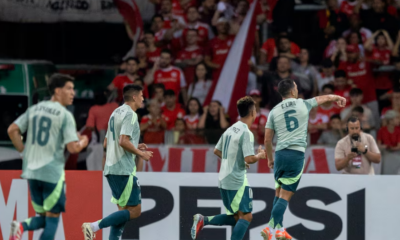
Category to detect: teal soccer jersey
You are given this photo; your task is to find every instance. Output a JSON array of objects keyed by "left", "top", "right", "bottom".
[
  {"left": 265, "top": 98, "right": 318, "bottom": 152},
  {"left": 104, "top": 104, "right": 140, "bottom": 176},
  {"left": 14, "top": 101, "right": 79, "bottom": 184},
  {"left": 215, "top": 121, "right": 255, "bottom": 190}
]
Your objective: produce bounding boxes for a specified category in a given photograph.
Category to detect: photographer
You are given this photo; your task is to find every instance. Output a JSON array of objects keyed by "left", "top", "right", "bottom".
[{"left": 335, "top": 117, "right": 381, "bottom": 175}]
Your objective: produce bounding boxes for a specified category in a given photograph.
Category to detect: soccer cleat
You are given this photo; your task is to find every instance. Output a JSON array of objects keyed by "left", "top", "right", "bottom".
[
  {"left": 275, "top": 228, "right": 293, "bottom": 240},
  {"left": 9, "top": 221, "right": 23, "bottom": 240},
  {"left": 81, "top": 223, "right": 96, "bottom": 240},
  {"left": 260, "top": 226, "right": 273, "bottom": 240},
  {"left": 191, "top": 214, "right": 204, "bottom": 240}
]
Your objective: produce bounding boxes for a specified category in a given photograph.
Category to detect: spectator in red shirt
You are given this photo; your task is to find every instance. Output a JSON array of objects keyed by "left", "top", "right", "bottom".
[
  {"left": 338, "top": 44, "right": 380, "bottom": 128},
  {"left": 135, "top": 41, "right": 152, "bottom": 78},
  {"left": 364, "top": 30, "right": 394, "bottom": 66},
  {"left": 153, "top": 83, "right": 166, "bottom": 108},
  {"left": 145, "top": 49, "right": 188, "bottom": 104},
  {"left": 145, "top": 31, "right": 162, "bottom": 64},
  {"left": 333, "top": 70, "right": 352, "bottom": 106},
  {"left": 318, "top": 0, "right": 349, "bottom": 41},
  {"left": 316, "top": 58, "right": 335, "bottom": 92},
  {"left": 161, "top": 89, "right": 186, "bottom": 130},
  {"left": 340, "top": 0, "right": 366, "bottom": 17},
  {"left": 184, "top": 97, "right": 203, "bottom": 130},
  {"left": 108, "top": 57, "right": 140, "bottom": 103},
  {"left": 259, "top": 32, "right": 300, "bottom": 65},
  {"left": 342, "top": 14, "right": 372, "bottom": 44},
  {"left": 174, "top": 118, "right": 206, "bottom": 144},
  {"left": 205, "top": 17, "right": 235, "bottom": 82},
  {"left": 308, "top": 106, "right": 329, "bottom": 144},
  {"left": 378, "top": 110, "right": 400, "bottom": 151},
  {"left": 140, "top": 99, "right": 167, "bottom": 144},
  {"left": 318, "top": 84, "right": 342, "bottom": 117},
  {"left": 180, "top": 6, "right": 214, "bottom": 48},
  {"left": 269, "top": 36, "right": 299, "bottom": 71},
  {"left": 175, "top": 29, "right": 204, "bottom": 86},
  {"left": 160, "top": 0, "right": 186, "bottom": 29},
  {"left": 151, "top": 14, "right": 167, "bottom": 46}
]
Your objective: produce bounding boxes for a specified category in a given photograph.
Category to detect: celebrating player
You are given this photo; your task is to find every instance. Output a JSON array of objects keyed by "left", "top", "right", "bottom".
[
  {"left": 81, "top": 85, "right": 153, "bottom": 240},
  {"left": 7, "top": 74, "right": 89, "bottom": 240},
  {"left": 261, "top": 79, "right": 346, "bottom": 240},
  {"left": 191, "top": 96, "right": 266, "bottom": 240}
]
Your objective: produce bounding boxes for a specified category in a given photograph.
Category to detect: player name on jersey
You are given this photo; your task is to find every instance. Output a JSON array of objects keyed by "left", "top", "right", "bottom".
[{"left": 281, "top": 101, "right": 296, "bottom": 109}]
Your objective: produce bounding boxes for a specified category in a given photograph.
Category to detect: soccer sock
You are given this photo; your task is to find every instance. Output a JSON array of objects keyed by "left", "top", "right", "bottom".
[
  {"left": 268, "top": 198, "right": 288, "bottom": 229},
  {"left": 109, "top": 222, "right": 126, "bottom": 240},
  {"left": 39, "top": 217, "right": 59, "bottom": 240},
  {"left": 273, "top": 196, "right": 279, "bottom": 207},
  {"left": 22, "top": 216, "right": 45, "bottom": 231},
  {"left": 231, "top": 219, "right": 250, "bottom": 240},
  {"left": 98, "top": 210, "right": 130, "bottom": 230},
  {"left": 204, "top": 214, "right": 236, "bottom": 226}
]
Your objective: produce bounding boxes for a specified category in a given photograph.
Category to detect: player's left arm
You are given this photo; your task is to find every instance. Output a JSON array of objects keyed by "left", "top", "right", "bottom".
[
  {"left": 315, "top": 95, "right": 346, "bottom": 108},
  {"left": 264, "top": 128, "right": 274, "bottom": 169}
]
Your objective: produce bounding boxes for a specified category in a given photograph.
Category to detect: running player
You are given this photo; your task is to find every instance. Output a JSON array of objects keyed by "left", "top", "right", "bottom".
[
  {"left": 191, "top": 96, "right": 266, "bottom": 240},
  {"left": 261, "top": 79, "right": 346, "bottom": 240},
  {"left": 7, "top": 74, "right": 89, "bottom": 240},
  {"left": 82, "top": 84, "right": 153, "bottom": 240}
]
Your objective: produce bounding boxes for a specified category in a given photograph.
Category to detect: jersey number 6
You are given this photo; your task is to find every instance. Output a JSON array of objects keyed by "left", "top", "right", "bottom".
[{"left": 284, "top": 110, "right": 299, "bottom": 132}]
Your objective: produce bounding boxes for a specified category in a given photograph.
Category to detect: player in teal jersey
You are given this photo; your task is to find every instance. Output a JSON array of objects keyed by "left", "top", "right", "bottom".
[
  {"left": 7, "top": 74, "right": 89, "bottom": 240},
  {"left": 260, "top": 79, "right": 346, "bottom": 240},
  {"left": 81, "top": 84, "right": 153, "bottom": 240},
  {"left": 191, "top": 96, "right": 266, "bottom": 240}
]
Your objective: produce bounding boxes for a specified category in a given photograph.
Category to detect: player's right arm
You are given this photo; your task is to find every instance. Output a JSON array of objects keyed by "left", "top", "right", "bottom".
[
  {"left": 315, "top": 95, "right": 346, "bottom": 107},
  {"left": 8, "top": 110, "right": 29, "bottom": 152},
  {"left": 214, "top": 135, "right": 223, "bottom": 158}
]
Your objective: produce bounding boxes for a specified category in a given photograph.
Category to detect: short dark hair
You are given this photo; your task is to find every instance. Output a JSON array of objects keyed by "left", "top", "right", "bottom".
[
  {"left": 330, "top": 114, "right": 341, "bottom": 121},
  {"left": 186, "top": 28, "right": 198, "bottom": 34},
  {"left": 322, "top": 58, "right": 333, "bottom": 68},
  {"left": 186, "top": 97, "right": 204, "bottom": 115},
  {"left": 144, "top": 30, "right": 155, "bottom": 36},
  {"left": 278, "top": 36, "right": 290, "bottom": 42},
  {"left": 48, "top": 73, "right": 74, "bottom": 95},
  {"left": 352, "top": 106, "right": 364, "bottom": 114},
  {"left": 125, "top": 57, "right": 139, "bottom": 64},
  {"left": 347, "top": 116, "right": 361, "bottom": 125},
  {"left": 237, "top": 96, "right": 255, "bottom": 118},
  {"left": 322, "top": 84, "right": 335, "bottom": 92},
  {"left": 161, "top": 48, "right": 172, "bottom": 57},
  {"left": 334, "top": 70, "right": 346, "bottom": 78},
  {"left": 350, "top": 88, "right": 363, "bottom": 96},
  {"left": 152, "top": 14, "right": 164, "bottom": 22},
  {"left": 277, "top": 79, "right": 295, "bottom": 98},
  {"left": 153, "top": 83, "right": 165, "bottom": 91},
  {"left": 123, "top": 84, "right": 143, "bottom": 102},
  {"left": 134, "top": 78, "right": 144, "bottom": 85},
  {"left": 164, "top": 89, "right": 176, "bottom": 97}
]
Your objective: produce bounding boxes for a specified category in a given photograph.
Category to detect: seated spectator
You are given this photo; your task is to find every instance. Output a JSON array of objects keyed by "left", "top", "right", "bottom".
[
  {"left": 175, "top": 29, "right": 204, "bottom": 86},
  {"left": 341, "top": 88, "right": 375, "bottom": 128},
  {"left": 205, "top": 17, "right": 234, "bottom": 82},
  {"left": 86, "top": 90, "right": 118, "bottom": 142},
  {"left": 318, "top": 114, "right": 346, "bottom": 146},
  {"left": 180, "top": 6, "right": 214, "bottom": 48},
  {"left": 252, "top": 56, "right": 303, "bottom": 109},
  {"left": 174, "top": 118, "right": 206, "bottom": 144},
  {"left": 188, "top": 62, "right": 212, "bottom": 104},
  {"left": 259, "top": 32, "right": 300, "bottom": 65},
  {"left": 381, "top": 91, "right": 400, "bottom": 125},
  {"left": 145, "top": 49, "right": 188, "bottom": 104},
  {"left": 318, "top": 0, "right": 348, "bottom": 41},
  {"left": 377, "top": 110, "right": 400, "bottom": 151},
  {"left": 318, "top": 84, "right": 342, "bottom": 116},
  {"left": 140, "top": 99, "right": 167, "bottom": 144},
  {"left": 333, "top": 70, "right": 352, "bottom": 106},
  {"left": 184, "top": 97, "right": 203, "bottom": 129},
  {"left": 199, "top": 0, "right": 216, "bottom": 27},
  {"left": 335, "top": 117, "right": 381, "bottom": 175},
  {"left": 356, "top": 0, "right": 398, "bottom": 40},
  {"left": 351, "top": 106, "right": 373, "bottom": 132},
  {"left": 145, "top": 31, "right": 162, "bottom": 64},
  {"left": 308, "top": 106, "right": 329, "bottom": 144},
  {"left": 269, "top": 36, "right": 299, "bottom": 71},
  {"left": 153, "top": 83, "right": 166, "bottom": 107},
  {"left": 316, "top": 58, "right": 335, "bottom": 91},
  {"left": 198, "top": 100, "right": 230, "bottom": 143},
  {"left": 108, "top": 57, "right": 140, "bottom": 103},
  {"left": 342, "top": 14, "right": 372, "bottom": 43},
  {"left": 364, "top": 30, "right": 394, "bottom": 66},
  {"left": 292, "top": 48, "right": 318, "bottom": 97},
  {"left": 161, "top": 89, "right": 186, "bottom": 130}
]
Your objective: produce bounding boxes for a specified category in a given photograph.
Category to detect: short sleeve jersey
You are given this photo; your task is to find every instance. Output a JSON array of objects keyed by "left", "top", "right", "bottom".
[
  {"left": 215, "top": 121, "right": 255, "bottom": 190},
  {"left": 105, "top": 104, "right": 140, "bottom": 176},
  {"left": 14, "top": 101, "right": 79, "bottom": 184},
  {"left": 266, "top": 98, "right": 318, "bottom": 152}
]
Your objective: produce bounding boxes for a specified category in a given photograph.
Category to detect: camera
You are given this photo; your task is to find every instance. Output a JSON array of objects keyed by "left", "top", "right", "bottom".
[{"left": 351, "top": 147, "right": 358, "bottom": 153}]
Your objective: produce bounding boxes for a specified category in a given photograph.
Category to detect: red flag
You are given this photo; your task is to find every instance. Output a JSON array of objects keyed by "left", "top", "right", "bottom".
[
  {"left": 204, "top": 0, "right": 258, "bottom": 121},
  {"left": 114, "top": 0, "right": 143, "bottom": 41}
]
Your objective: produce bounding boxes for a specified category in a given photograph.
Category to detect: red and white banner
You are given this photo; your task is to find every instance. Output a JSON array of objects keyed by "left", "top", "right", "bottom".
[
  {"left": 204, "top": 0, "right": 258, "bottom": 120},
  {"left": 143, "top": 145, "right": 343, "bottom": 174},
  {"left": 114, "top": 0, "right": 143, "bottom": 37}
]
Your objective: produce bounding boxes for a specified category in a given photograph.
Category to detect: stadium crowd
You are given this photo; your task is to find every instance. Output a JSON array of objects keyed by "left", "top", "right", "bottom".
[{"left": 84, "top": 0, "right": 400, "bottom": 157}]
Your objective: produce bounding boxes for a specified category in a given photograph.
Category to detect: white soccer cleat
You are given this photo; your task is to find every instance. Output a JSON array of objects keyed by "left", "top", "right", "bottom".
[
  {"left": 191, "top": 214, "right": 205, "bottom": 240},
  {"left": 9, "top": 221, "right": 23, "bottom": 240},
  {"left": 81, "top": 223, "right": 95, "bottom": 240}
]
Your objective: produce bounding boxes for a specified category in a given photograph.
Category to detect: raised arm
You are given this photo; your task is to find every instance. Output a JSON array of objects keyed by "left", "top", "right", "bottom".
[
  {"left": 382, "top": 30, "right": 394, "bottom": 50},
  {"left": 392, "top": 30, "right": 400, "bottom": 57},
  {"left": 315, "top": 94, "right": 346, "bottom": 107},
  {"left": 364, "top": 30, "right": 381, "bottom": 52}
]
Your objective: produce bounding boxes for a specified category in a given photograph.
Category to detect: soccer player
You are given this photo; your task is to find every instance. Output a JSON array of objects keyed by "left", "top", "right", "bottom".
[
  {"left": 191, "top": 96, "right": 266, "bottom": 240},
  {"left": 82, "top": 85, "right": 153, "bottom": 240},
  {"left": 261, "top": 79, "right": 346, "bottom": 240},
  {"left": 7, "top": 74, "right": 89, "bottom": 240}
]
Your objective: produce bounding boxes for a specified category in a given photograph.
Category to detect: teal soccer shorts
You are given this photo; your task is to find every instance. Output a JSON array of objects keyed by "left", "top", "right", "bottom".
[
  {"left": 106, "top": 175, "right": 141, "bottom": 207},
  {"left": 274, "top": 149, "right": 305, "bottom": 192},
  {"left": 28, "top": 179, "right": 66, "bottom": 214},
  {"left": 220, "top": 181, "right": 253, "bottom": 215}
]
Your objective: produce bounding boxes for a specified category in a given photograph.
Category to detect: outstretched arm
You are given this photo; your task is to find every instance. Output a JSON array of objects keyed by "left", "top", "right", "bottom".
[{"left": 315, "top": 95, "right": 346, "bottom": 107}]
